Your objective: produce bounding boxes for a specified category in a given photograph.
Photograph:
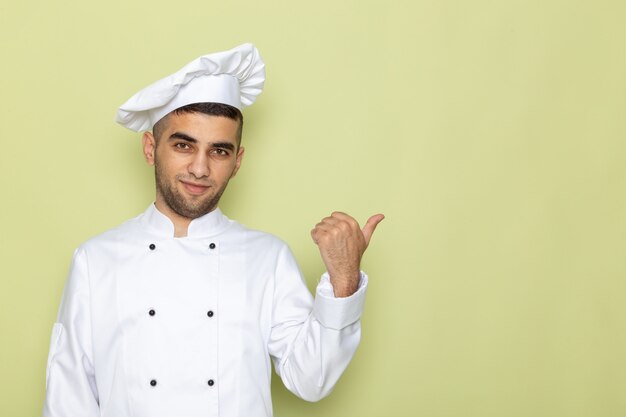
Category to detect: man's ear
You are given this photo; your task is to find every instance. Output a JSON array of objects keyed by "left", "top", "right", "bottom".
[
  {"left": 231, "top": 146, "right": 245, "bottom": 178},
  {"left": 142, "top": 132, "right": 156, "bottom": 166}
]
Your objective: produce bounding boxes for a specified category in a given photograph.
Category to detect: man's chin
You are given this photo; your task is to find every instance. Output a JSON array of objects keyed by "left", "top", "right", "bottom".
[
  {"left": 174, "top": 205, "right": 215, "bottom": 220},
  {"left": 171, "top": 196, "right": 220, "bottom": 219},
  {"left": 157, "top": 182, "right": 225, "bottom": 220}
]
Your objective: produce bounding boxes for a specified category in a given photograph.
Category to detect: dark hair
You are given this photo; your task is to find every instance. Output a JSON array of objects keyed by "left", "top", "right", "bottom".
[{"left": 152, "top": 102, "right": 244, "bottom": 144}]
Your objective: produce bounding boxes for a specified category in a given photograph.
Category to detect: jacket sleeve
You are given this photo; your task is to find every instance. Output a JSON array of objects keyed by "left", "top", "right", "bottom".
[
  {"left": 268, "top": 244, "right": 367, "bottom": 402},
  {"left": 42, "top": 247, "right": 100, "bottom": 417}
]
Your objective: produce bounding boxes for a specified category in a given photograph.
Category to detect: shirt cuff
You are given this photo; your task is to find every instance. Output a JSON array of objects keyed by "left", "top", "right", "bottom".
[{"left": 313, "top": 271, "right": 368, "bottom": 330}]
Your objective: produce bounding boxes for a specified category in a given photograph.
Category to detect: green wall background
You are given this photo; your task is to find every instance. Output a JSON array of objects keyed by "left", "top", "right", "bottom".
[{"left": 1, "top": 0, "right": 625, "bottom": 416}]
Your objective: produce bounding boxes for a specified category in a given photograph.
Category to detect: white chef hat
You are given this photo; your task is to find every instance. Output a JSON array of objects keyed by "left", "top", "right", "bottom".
[{"left": 116, "top": 43, "right": 265, "bottom": 132}]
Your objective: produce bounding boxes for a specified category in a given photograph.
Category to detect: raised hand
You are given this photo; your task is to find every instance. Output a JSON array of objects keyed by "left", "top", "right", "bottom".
[{"left": 311, "top": 212, "right": 384, "bottom": 297}]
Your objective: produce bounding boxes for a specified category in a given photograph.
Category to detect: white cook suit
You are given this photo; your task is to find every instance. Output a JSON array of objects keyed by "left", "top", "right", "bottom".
[{"left": 42, "top": 204, "right": 367, "bottom": 417}]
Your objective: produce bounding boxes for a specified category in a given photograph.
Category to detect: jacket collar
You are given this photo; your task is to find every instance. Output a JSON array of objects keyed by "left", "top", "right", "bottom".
[{"left": 141, "top": 203, "right": 231, "bottom": 238}]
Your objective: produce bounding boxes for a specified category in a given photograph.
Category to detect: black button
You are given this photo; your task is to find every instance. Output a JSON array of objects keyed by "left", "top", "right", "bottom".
[
  {"left": 209, "top": 243, "right": 216, "bottom": 249},
  {"left": 149, "top": 309, "right": 155, "bottom": 316},
  {"left": 150, "top": 379, "right": 157, "bottom": 387},
  {"left": 207, "top": 310, "right": 214, "bottom": 318},
  {"left": 208, "top": 379, "right": 215, "bottom": 386},
  {"left": 149, "top": 244, "right": 156, "bottom": 250}
]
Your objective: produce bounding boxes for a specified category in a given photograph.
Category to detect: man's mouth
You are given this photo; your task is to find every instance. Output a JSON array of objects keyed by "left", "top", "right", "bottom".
[{"left": 180, "top": 180, "right": 211, "bottom": 195}]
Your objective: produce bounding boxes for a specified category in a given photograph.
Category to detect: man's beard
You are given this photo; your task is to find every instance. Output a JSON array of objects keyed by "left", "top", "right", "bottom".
[{"left": 154, "top": 162, "right": 228, "bottom": 220}]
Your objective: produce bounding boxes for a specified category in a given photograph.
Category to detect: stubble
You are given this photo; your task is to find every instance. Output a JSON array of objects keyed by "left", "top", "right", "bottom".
[{"left": 154, "top": 157, "right": 228, "bottom": 220}]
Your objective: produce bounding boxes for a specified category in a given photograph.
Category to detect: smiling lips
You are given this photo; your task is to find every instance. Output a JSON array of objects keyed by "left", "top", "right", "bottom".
[{"left": 180, "top": 180, "right": 211, "bottom": 195}]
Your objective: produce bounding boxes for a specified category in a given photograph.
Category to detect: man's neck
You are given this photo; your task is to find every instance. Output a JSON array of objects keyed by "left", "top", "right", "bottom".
[{"left": 154, "top": 200, "right": 191, "bottom": 238}]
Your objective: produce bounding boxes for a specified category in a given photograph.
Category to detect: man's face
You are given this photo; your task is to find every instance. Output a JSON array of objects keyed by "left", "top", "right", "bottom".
[{"left": 142, "top": 112, "right": 244, "bottom": 220}]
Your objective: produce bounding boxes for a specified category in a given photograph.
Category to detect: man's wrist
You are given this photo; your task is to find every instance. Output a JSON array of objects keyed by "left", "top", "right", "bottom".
[
  {"left": 330, "top": 275, "right": 360, "bottom": 297},
  {"left": 317, "top": 271, "right": 368, "bottom": 299}
]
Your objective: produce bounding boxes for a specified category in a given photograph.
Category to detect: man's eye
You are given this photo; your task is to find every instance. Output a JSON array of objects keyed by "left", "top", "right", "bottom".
[
  {"left": 211, "top": 149, "right": 229, "bottom": 156},
  {"left": 175, "top": 143, "right": 190, "bottom": 150}
]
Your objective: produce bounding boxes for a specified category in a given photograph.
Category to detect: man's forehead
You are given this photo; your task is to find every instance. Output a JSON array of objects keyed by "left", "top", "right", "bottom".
[{"left": 161, "top": 112, "right": 240, "bottom": 142}]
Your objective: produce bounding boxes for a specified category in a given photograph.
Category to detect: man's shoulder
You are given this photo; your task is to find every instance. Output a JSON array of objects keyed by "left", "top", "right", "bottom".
[{"left": 77, "top": 212, "right": 145, "bottom": 251}]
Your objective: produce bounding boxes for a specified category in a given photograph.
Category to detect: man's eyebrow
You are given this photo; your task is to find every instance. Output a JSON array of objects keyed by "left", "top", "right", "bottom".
[
  {"left": 211, "top": 142, "right": 236, "bottom": 151},
  {"left": 168, "top": 132, "right": 198, "bottom": 143},
  {"left": 167, "top": 133, "right": 235, "bottom": 151}
]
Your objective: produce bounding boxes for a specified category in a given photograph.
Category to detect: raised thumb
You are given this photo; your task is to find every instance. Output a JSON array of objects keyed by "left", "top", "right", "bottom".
[{"left": 362, "top": 214, "right": 385, "bottom": 246}]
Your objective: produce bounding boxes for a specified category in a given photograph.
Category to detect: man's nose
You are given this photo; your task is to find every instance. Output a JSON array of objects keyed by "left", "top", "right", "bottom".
[{"left": 188, "top": 152, "right": 210, "bottom": 178}]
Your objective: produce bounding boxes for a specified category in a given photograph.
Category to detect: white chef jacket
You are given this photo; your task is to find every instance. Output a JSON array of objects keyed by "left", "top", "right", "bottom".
[{"left": 43, "top": 204, "right": 367, "bottom": 417}]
